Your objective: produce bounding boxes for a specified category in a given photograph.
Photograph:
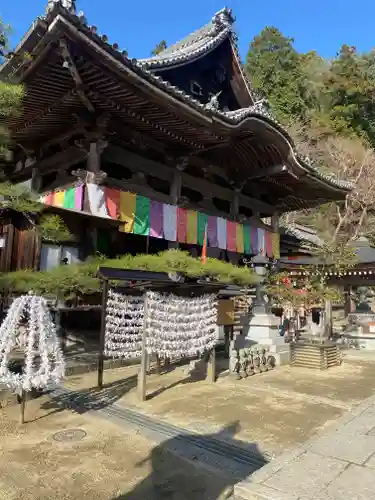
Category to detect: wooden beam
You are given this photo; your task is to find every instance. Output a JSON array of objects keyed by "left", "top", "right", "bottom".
[
  {"left": 59, "top": 39, "right": 95, "bottom": 113},
  {"left": 39, "top": 127, "right": 86, "bottom": 154},
  {"left": 104, "top": 145, "right": 275, "bottom": 215},
  {"left": 32, "top": 146, "right": 87, "bottom": 173},
  {"left": 109, "top": 120, "right": 167, "bottom": 154},
  {"left": 107, "top": 177, "right": 172, "bottom": 205}
]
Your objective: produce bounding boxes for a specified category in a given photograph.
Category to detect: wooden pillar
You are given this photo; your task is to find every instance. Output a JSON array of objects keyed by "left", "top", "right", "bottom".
[
  {"left": 170, "top": 168, "right": 182, "bottom": 205},
  {"left": 137, "top": 293, "right": 149, "bottom": 402},
  {"left": 87, "top": 142, "right": 101, "bottom": 173},
  {"left": 31, "top": 167, "right": 42, "bottom": 193},
  {"left": 271, "top": 212, "right": 280, "bottom": 233},
  {"left": 168, "top": 160, "right": 185, "bottom": 250},
  {"left": 86, "top": 141, "right": 104, "bottom": 253},
  {"left": 230, "top": 188, "right": 240, "bottom": 219}
]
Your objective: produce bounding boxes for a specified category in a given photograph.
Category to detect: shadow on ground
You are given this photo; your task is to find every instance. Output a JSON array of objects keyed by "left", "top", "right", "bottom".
[
  {"left": 111, "top": 421, "right": 266, "bottom": 500},
  {"left": 41, "top": 356, "right": 228, "bottom": 415},
  {"left": 40, "top": 376, "right": 139, "bottom": 416}
]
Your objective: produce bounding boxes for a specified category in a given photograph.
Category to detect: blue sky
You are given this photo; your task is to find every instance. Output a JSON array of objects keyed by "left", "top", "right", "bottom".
[{"left": 1, "top": 0, "right": 374, "bottom": 60}]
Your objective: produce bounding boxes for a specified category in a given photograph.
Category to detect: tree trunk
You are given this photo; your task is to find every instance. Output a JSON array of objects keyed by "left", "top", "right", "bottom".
[{"left": 324, "top": 299, "right": 332, "bottom": 341}]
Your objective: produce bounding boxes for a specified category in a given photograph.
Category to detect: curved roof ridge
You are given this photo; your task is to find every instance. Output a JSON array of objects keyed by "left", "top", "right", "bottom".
[
  {"left": 219, "top": 102, "right": 353, "bottom": 191},
  {"left": 138, "top": 7, "right": 235, "bottom": 69}
]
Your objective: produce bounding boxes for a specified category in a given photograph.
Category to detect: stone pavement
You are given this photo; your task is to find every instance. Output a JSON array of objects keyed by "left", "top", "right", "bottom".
[{"left": 235, "top": 392, "right": 375, "bottom": 500}]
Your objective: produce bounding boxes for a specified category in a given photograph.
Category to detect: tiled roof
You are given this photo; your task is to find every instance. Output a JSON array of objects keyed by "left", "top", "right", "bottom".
[
  {"left": 138, "top": 8, "right": 235, "bottom": 70},
  {"left": 283, "top": 224, "right": 323, "bottom": 247},
  {"left": 2, "top": 3, "right": 353, "bottom": 195},
  {"left": 221, "top": 102, "right": 353, "bottom": 191}
]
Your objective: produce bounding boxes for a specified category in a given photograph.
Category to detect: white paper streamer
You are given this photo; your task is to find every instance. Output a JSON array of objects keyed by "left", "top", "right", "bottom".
[
  {"left": 104, "top": 289, "right": 218, "bottom": 360},
  {"left": 104, "top": 289, "right": 144, "bottom": 359},
  {"left": 145, "top": 291, "right": 218, "bottom": 359},
  {"left": 0, "top": 295, "right": 65, "bottom": 392}
]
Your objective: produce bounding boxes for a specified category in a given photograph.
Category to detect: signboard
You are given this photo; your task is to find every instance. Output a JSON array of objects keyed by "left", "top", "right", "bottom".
[{"left": 217, "top": 299, "right": 235, "bottom": 326}]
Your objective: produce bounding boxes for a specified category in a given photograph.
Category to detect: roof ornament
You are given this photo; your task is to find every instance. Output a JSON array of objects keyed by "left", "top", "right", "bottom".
[
  {"left": 248, "top": 98, "right": 277, "bottom": 122},
  {"left": 213, "top": 7, "right": 235, "bottom": 28},
  {"left": 46, "top": 0, "right": 76, "bottom": 14},
  {"left": 206, "top": 91, "right": 222, "bottom": 111}
]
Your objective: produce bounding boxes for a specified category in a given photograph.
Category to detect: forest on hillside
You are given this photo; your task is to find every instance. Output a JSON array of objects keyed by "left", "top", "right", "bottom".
[{"left": 244, "top": 27, "right": 375, "bottom": 256}]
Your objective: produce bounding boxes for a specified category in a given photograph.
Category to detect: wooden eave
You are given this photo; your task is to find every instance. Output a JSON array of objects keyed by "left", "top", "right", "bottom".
[{"left": 2, "top": 8, "right": 350, "bottom": 212}]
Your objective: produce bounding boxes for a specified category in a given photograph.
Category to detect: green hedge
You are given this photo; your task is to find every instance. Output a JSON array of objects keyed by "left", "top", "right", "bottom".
[{"left": 0, "top": 250, "right": 258, "bottom": 297}]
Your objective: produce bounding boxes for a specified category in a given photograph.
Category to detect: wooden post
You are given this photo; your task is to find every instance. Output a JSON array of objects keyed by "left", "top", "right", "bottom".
[
  {"left": 230, "top": 189, "right": 240, "bottom": 219},
  {"left": 155, "top": 354, "right": 161, "bottom": 375},
  {"left": 206, "top": 348, "right": 216, "bottom": 383},
  {"left": 271, "top": 212, "right": 280, "bottom": 233},
  {"left": 88, "top": 142, "right": 101, "bottom": 173},
  {"left": 20, "top": 390, "right": 26, "bottom": 424},
  {"left": 31, "top": 167, "right": 42, "bottom": 193},
  {"left": 146, "top": 234, "right": 150, "bottom": 255},
  {"left": 98, "top": 279, "right": 109, "bottom": 389},
  {"left": 137, "top": 292, "right": 148, "bottom": 402}
]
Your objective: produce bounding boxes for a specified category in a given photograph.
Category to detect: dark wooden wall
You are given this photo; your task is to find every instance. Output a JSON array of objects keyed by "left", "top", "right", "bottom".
[{"left": 0, "top": 216, "right": 40, "bottom": 272}]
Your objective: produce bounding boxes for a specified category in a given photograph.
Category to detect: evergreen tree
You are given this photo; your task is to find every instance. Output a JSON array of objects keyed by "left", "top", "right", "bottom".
[
  {"left": 0, "top": 20, "right": 70, "bottom": 242},
  {"left": 0, "top": 19, "right": 23, "bottom": 157},
  {"left": 245, "top": 27, "right": 312, "bottom": 123},
  {"left": 321, "top": 45, "right": 375, "bottom": 146}
]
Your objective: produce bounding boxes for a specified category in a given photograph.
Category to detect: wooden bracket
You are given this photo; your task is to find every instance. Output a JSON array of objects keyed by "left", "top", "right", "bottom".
[{"left": 59, "top": 39, "right": 95, "bottom": 113}]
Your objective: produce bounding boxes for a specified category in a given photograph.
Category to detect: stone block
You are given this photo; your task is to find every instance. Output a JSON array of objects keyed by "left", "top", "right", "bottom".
[
  {"left": 316, "top": 463, "right": 375, "bottom": 500},
  {"left": 273, "top": 350, "right": 291, "bottom": 366},
  {"left": 341, "top": 408, "right": 375, "bottom": 436},
  {"left": 264, "top": 451, "right": 347, "bottom": 498},
  {"left": 267, "top": 343, "right": 290, "bottom": 353},
  {"left": 310, "top": 431, "right": 375, "bottom": 465},
  {"left": 246, "top": 446, "right": 307, "bottom": 484},
  {"left": 234, "top": 481, "right": 299, "bottom": 500},
  {"left": 364, "top": 452, "right": 375, "bottom": 468}
]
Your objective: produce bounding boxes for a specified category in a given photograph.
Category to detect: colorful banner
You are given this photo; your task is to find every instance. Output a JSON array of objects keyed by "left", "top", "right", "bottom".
[
  {"left": 40, "top": 185, "right": 83, "bottom": 212},
  {"left": 40, "top": 185, "right": 280, "bottom": 257}
]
